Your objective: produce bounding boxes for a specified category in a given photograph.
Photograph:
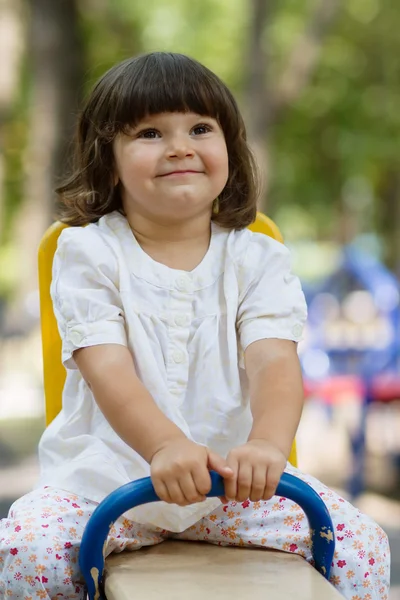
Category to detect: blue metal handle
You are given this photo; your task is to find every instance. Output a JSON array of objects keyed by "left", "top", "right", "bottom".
[{"left": 79, "top": 472, "right": 335, "bottom": 600}]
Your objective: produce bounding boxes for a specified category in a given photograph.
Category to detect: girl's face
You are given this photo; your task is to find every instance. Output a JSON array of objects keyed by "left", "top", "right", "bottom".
[{"left": 113, "top": 112, "right": 229, "bottom": 224}]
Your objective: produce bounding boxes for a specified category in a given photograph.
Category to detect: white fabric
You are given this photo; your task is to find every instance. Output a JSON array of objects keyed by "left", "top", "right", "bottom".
[{"left": 37, "top": 211, "right": 307, "bottom": 531}]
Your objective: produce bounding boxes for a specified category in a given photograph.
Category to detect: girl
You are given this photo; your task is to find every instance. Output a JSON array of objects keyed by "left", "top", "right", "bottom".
[{"left": 0, "top": 52, "right": 390, "bottom": 600}]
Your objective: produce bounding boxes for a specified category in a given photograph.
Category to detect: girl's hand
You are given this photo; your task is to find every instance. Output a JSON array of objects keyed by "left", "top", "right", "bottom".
[
  {"left": 223, "top": 439, "right": 287, "bottom": 503},
  {"left": 150, "top": 438, "right": 234, "bottom": 506}
]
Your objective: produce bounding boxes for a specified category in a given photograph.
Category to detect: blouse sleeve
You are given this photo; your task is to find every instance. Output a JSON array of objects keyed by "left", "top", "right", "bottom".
[
  {"left": 50, "top": 226, "right": 127, "bottom": 370},
  {"left": 237, "top": 234, "right": 307, "bottom": 358}
]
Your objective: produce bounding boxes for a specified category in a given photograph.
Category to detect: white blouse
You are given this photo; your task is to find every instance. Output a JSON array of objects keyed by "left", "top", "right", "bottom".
[{"left": 37, "top": 211, "right": 307, "bottom": 531}]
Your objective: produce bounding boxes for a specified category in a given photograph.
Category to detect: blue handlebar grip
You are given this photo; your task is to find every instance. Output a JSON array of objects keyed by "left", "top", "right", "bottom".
[{"left": 79, "top": 472, "right": 335, "bottom": 600}]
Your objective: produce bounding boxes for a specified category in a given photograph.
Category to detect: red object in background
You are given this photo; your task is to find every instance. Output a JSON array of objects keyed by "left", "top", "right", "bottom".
[
  {"left": 304, "top": 373, "right": 400, "bottom": 404},
  {"left": 370, "top": 373, "right": 400, "bottom": 403},
  {"left": 304, "top": 375, "right": 366, "bottom": 405}
]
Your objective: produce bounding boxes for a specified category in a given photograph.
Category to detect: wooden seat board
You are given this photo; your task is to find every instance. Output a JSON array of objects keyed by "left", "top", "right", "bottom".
[{"left": 104, "top": 540, "right": 342, "bottom": 600}]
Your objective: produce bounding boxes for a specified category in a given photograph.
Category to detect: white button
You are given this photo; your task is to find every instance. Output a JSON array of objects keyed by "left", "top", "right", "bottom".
[
  {"left": 292, "top": 324, "right": 303, "bottom": 337},
  {"left": 172, "top": 350, "right": 185, "bottom": 364},
  {"left": 176, "top": 276, "right": 191, "bottom": 291},
  {"left": 174, "top": 314, "right": 189, "bottom": 327}
]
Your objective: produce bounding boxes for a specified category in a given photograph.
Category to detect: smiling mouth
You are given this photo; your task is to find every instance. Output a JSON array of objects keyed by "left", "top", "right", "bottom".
[{"left": 160, "top": 170, "right": 202, "bottom": 177}]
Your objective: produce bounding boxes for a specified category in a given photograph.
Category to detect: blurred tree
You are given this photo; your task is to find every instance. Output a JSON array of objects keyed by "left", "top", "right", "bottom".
[
  {"left": 269, "top": 0, "right": 400, "bottom": 262},
  {"left": 244, "top": 0, "right": 342, "bottom": 211},
  {"left": 5, "top": 0, "right": 84, "bottom": 333},
  {"left": 1, "top": 0, "right": 400, "bottom": 323},
  {"left": 0, "top": 0, "right": 24, "bottom": 241}
]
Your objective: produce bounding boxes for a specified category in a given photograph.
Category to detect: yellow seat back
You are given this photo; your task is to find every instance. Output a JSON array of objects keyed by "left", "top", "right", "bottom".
[{"left": 38, "top": 212, "right": 297, "bottom": 465}]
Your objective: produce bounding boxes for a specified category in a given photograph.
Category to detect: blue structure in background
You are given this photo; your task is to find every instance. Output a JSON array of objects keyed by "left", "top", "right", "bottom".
[{"left": 301, "top": 245, "right": 400, "bottom": 497}]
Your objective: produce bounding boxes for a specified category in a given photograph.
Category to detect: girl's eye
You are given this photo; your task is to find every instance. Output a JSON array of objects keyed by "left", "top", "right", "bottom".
[
  {"left": 137, "top": 129, "right": 161, "bottom": 139},
  {"left": 192, "top": 123, "right": 212, "bottom": 135}
]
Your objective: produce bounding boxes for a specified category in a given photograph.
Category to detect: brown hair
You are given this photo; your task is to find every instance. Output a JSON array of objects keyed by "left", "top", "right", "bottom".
[{"left": 57, "top": 52, "right": 259, "bottom": 229}]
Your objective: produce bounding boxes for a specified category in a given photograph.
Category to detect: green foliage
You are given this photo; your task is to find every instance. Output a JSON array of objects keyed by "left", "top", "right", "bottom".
[
  {"left": 2, "top": 57, "right": 30, "bottom": 243},
  {"left": 79, "top": 0, "right": 247, "bottom": 92},
  {"left": 271, "top": 0, "right": 400, "bottom": 240},
  {"left": 3, "top": 0, "right": 400, "bottom": 256}
]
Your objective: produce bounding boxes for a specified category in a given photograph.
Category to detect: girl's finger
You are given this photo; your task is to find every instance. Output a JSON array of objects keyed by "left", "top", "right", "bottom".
[
  {"left": 263, "top": 464, "right": 283, "bottom": 500},
  {"left": 153, "top": 478, "right": 171, "bottom": 504},
  {"left": 223, "top": 457, "right": 239, "bottom": 501},
  {"left": 236, "top": 461, "right": 252, "bottom": 502},
  {"left": 250, "top": 464, "right": 267, "bottom": 502},
  {"left": 192, "top": 466, "right": 212, "bottom": 497},
  {"left": 165, "top": 480, "right": 188, "bottom": 506},
  {"left": 180, "top": 472, "right": 205, "bottom": 504}
]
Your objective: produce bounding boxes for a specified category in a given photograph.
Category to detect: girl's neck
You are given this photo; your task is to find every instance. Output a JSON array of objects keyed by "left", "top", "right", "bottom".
[{"left": 125, "top": 212, "right": 213, "bottom": 272}]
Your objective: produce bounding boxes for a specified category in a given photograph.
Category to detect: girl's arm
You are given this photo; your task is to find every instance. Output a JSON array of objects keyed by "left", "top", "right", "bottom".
[
  {"left": 74, "top": 343, "right": 185, "bottom": 463},
  {"left": 74, "top": 343, "right": 232, "bottom": 504},
  {"left": 244, "top": 338, "right": 304, "bottom": 458},
  {"left": 223, "top": 338, "right": 303, "bottom": 503}
]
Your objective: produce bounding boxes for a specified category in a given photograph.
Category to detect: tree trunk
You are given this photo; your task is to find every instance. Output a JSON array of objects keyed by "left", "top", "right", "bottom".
[
  {"left": 0, "top": 0, "right": 24, "bottom": 240},
  {"left": 6, "top": 0, "right": 84, "bottom": 335},
  {"left": 244, "top": 0, "right": 342, "bottom": 215},
  {"left": 378, "top": 170, "right": 400, "bottom": 274},
  {"left": 243, "top": 0, "right": 274, "bottom": 212}
]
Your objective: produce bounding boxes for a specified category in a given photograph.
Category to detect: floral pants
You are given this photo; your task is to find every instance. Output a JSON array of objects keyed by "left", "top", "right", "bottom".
[{"left": 0, "top": 464, "right": 390, "bottom": 600}]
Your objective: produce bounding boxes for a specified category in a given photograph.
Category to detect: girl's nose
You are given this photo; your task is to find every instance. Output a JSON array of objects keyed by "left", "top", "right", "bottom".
[{"left": 166, "top": 137, "right": 195, "bottom": 159}]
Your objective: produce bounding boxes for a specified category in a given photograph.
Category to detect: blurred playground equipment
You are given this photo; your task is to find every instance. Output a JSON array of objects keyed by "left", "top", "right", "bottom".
[{"left": 301, "top": 245, "right": 400, "bottom": 496}]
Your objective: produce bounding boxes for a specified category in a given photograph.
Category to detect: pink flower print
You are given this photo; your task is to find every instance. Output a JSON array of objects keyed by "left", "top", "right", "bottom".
[
  {"left": 55, "top": 554, "right": 62, "bottom": 560},
  {"left": 64, "top": 542, "right": 72, "bottom": 549},
  {"left": 289, "top": 543, "right": 298, "bottom": 552},
  {"left": 364, "top": 572, "right": 369, "bottom": 578},
  {"left": 292, "top": 522, "right": 301, "bottom": 531},
  {"left": 241, "top": 500, "right": 250, "bottom": 509},
  {"left": 336, "top": 524, "right": 345, "bottom": 531},
  {"left": 337, "top": 536, "right": 344, "bottom": 541},
  {"left": 46, "top": 548, "right": 53, "bottom": 554},
  {"left": 57, "top": 518, "right": 64, "bottom": 523},
  {"left": 14, "top": 526, "right": 21, "bottom": 532},
  {"left": 63, "top": 498, "right": 71, "bottom": 503},
  {"left": 345, "top": 530, "right": 354, "bottom": 538},
  {"left": 369, "top": 557, "right": 375, "bottom": 565},
  {"left": 14, "top": 572, "right": 22, "bottom": 580},
  {"left": 42, "top": 576, "right": 48, "bottom": 583},
  {"left": 10, "top": 548, "right": 18, "bottom": 555},
  {"left": 220, "top": 529, "right": 229, "bottom": 537},
  {"left": 72, "top": 503, "right": 80, "bottom": 509},
  {"left": 337, "top": 560, "right": 346, "bottom": 568}
]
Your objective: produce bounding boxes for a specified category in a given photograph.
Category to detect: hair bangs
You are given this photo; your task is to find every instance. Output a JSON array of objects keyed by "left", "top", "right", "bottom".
[{"left": 109, "top": 53, "right": 229, "bottom": 135}]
